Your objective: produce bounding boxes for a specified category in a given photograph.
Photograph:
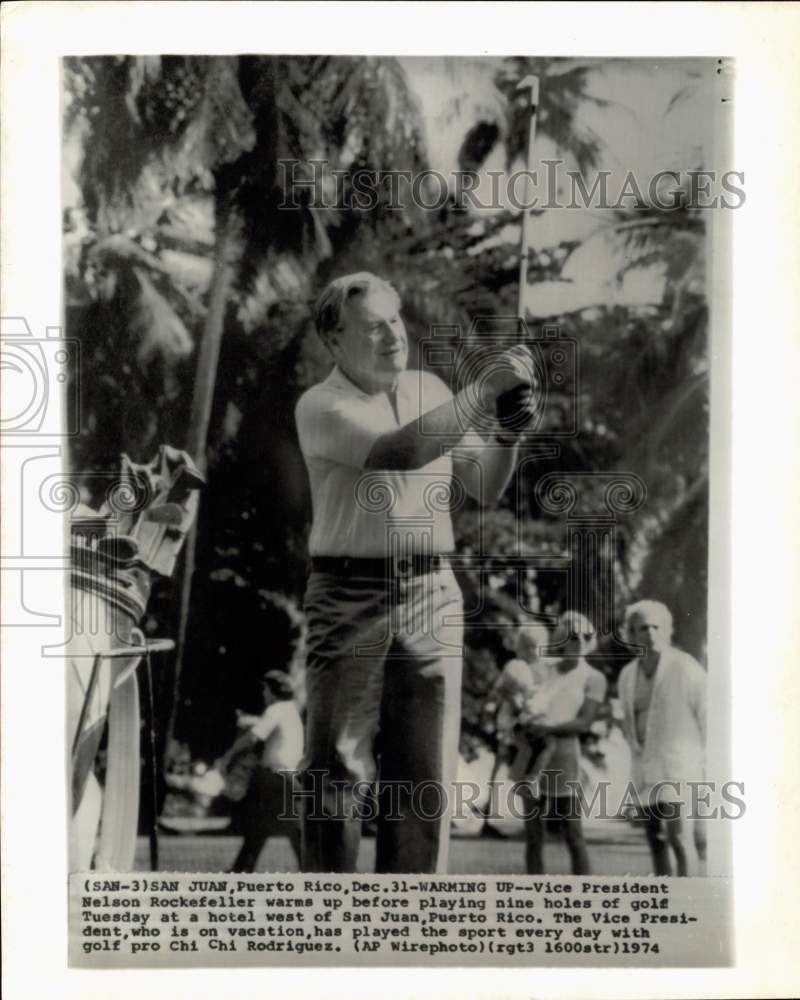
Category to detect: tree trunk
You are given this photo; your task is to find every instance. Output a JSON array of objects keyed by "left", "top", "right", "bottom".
[{"left": 164, "top": 195, "right": 240, "bottom": 767}]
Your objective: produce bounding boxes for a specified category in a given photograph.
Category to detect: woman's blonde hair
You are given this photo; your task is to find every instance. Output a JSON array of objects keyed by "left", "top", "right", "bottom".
[{"left": 550, "top": 610, "right": 597, "bottom": 654}]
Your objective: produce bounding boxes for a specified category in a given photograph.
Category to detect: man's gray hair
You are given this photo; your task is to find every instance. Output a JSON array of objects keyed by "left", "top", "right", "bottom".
[
  {"left": 624, "top": 600, "right": 673, "bottom": 637},
  {"left": 314, "top": 272, "right": 400, "bottom": 343}
]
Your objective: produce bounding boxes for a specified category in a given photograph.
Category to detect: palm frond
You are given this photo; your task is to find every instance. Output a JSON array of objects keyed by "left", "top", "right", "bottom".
[{"left": 130, "top": 267, "right": 193, "bottom": 364}]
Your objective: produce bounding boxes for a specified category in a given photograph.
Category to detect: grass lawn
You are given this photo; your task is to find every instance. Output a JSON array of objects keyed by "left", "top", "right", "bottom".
[{"left": 138, "top": 825, "right": 658, "bottom": 876}]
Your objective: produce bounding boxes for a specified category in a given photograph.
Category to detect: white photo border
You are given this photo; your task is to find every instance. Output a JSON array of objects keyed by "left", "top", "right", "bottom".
[{"left": 2, "top": 2, "right": 799, "bottom": 998}]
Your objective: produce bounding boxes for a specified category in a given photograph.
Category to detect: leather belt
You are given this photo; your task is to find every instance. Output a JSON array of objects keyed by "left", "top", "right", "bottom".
[{"left": 310, "top": 554, "right": 450, "bottom": 578}]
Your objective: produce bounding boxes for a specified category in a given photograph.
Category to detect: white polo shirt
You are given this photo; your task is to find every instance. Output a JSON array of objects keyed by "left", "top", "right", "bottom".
[{"left": 295, "top": 365, "right": 463, "bottom": 557}]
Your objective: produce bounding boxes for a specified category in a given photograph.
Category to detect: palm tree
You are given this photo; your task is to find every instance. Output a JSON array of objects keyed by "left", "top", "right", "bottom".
[
  {"left": 64, "top": 56, "right": 255, "bottom": 469},
  {"left": 64, "top": 54, "right": 628, "bottom": 763},
  {"left": 65, "top": 54, "right": 434, "bottom": 760},
  {"left": 604, "top": 203, "right": 709, "bottom": 654}
]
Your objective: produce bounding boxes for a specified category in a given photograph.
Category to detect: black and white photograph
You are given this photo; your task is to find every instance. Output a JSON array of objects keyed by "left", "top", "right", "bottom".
[
  {"left": 2, "top": 1, "right": 800, "bottom": 996},
  {"left": 62, "top": 49, "right": 727, "bottom": 882}
]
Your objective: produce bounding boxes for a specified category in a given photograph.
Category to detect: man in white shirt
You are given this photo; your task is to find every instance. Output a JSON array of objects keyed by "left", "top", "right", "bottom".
[
  {"left": 295, "top": 272, "right": 535, "bottom": 873},
  {"left": 617, "top": 600, "right": 706, "bottom": 876}
]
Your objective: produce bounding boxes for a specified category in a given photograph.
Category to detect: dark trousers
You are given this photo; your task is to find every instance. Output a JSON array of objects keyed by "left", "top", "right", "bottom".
[
  {"left": 519, "top": 788, "right": 591, "bottom": 875},
  {"left": 230, "top": 768, "right": 301, "bottom": 873},
  {"left": 299, "top": 567, "right": 463, "bottom": 874}
]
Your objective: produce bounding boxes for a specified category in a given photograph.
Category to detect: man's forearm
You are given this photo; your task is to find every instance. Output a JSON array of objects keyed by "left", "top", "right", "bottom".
[
  {"left": 365, "top": 387, "right": 488, "bottom": 470},
  {"left": 467, "top": 436, "right": 521, "bottom": 501}
]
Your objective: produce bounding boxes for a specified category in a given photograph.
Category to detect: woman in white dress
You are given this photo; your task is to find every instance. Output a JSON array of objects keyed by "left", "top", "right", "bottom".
[{"left": 517, "top": 611, "right": 607, "bottom": 875}]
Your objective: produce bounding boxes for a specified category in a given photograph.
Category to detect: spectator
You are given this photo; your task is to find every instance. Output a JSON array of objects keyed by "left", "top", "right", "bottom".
[
  {"left": 227, "top": 670, "right": 303, "bottom": 872},
  {"left": 617, "top": 600, "right": 706, "bottom": 876},
  {"left": 477, "top": 625, "right": 550, "bottom": 837},
  {"left": 516, "top": 611, "right": 607, "bottom": 875}
]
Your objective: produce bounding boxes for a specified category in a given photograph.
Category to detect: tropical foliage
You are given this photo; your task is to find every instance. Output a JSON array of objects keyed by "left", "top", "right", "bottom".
[{"left": 63, "top": 56, "right": 710, "bottom": 765}]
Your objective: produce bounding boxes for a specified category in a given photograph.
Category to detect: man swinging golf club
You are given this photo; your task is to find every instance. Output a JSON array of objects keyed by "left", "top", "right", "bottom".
[{"left": 294, "top": 271, "right": 538, "bottom": 873}]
